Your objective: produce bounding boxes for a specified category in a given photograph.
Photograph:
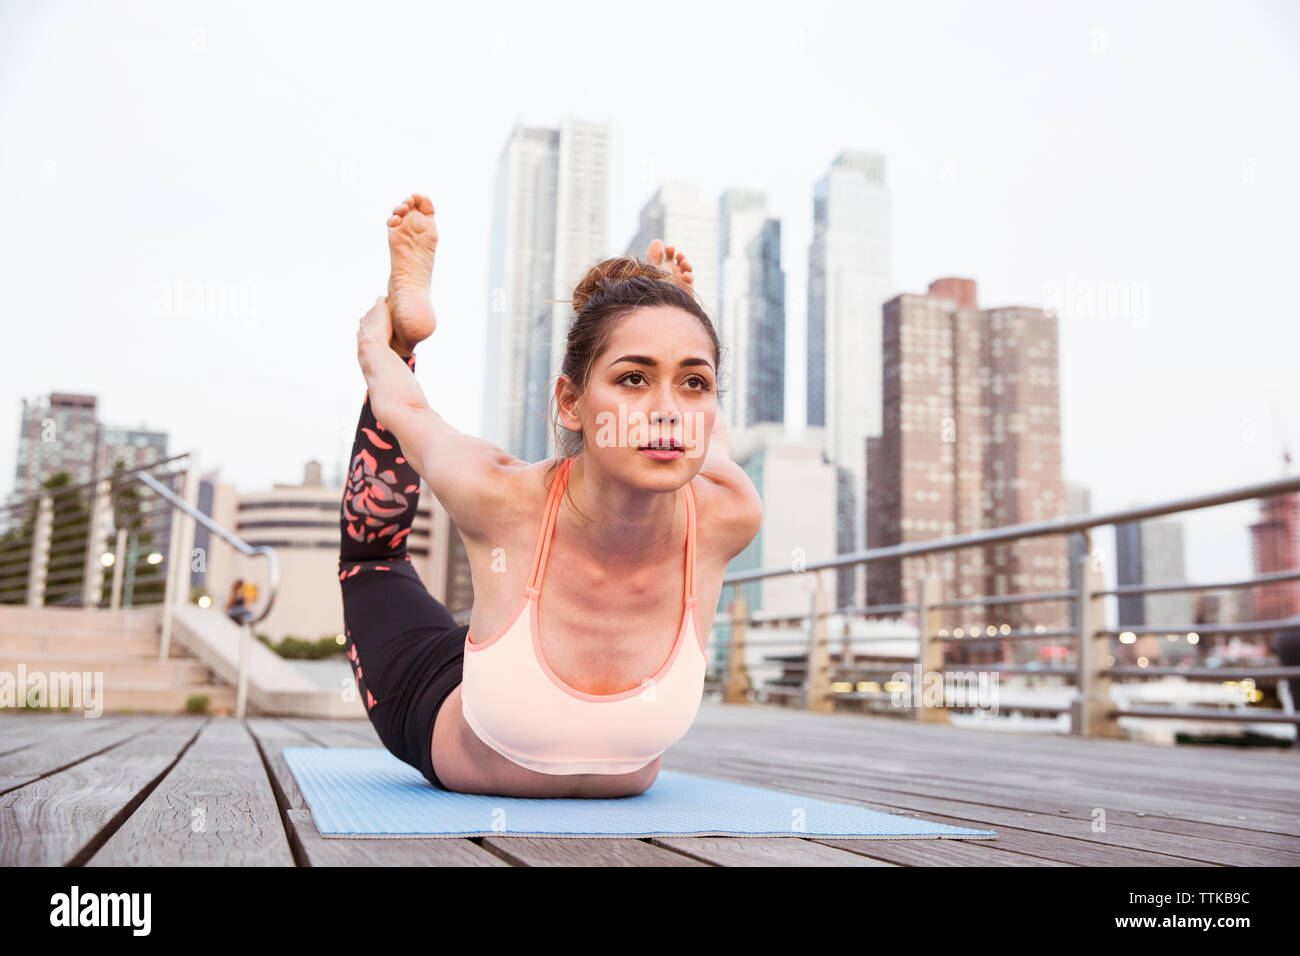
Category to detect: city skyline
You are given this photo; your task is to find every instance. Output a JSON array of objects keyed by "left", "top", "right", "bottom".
[{"left": 2, "top": 0, "right": 1298, "bottom": 590}]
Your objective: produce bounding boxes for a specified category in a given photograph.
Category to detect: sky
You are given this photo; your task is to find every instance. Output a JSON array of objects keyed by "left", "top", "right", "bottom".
[{"left": 1, "top": 0, "right": 1298, "bottom": 586}]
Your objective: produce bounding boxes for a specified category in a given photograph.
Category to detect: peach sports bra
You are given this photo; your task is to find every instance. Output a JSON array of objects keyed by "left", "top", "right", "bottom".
[{"left": 460, "top": 455, "right": 707, "bottom": 775}]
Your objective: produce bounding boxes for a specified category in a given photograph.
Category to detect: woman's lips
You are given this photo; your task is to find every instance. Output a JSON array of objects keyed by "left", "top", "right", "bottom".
[{"left": 639, "top": 446, "right": 683, "bottom": 461}]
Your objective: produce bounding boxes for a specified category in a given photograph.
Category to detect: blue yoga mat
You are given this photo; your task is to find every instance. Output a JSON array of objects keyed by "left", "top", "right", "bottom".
[{"left": 283, "top": 747, "right": 997, "bottom": 840}]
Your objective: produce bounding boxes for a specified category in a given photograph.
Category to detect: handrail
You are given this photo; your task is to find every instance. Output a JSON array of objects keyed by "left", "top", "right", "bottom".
[
  {"left": 720, "top": 473, "right": 1300, "bottom": 586},
  {"left": 136, "top": 471, "right": 279, "bottom": 625},
  {"left": 706, "top": 472, "right": 1300, "bottom": 736},
  {"left": 1, "top": 452, "right": 194, "bottom": 505}
]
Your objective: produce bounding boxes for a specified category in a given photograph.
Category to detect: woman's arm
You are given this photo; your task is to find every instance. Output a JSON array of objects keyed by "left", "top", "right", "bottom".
[
  {"left": 356, "top": 296, "right": 526, "bottom": 539},
  {"left": 693, "top": 411, "right": 763, "bottom": 560}
]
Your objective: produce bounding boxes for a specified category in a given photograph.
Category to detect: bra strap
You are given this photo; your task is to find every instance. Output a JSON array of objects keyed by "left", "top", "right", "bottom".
[
  {"left": 684, "top": 480, "right": 697, "bottom": 603},
  {"left": 528, "top": 456, "right": 573, "bottom": 594}
]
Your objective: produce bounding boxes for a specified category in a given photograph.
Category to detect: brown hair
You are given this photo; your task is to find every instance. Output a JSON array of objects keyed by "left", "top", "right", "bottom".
[{"left": 538, "top": 256, "right": 727, "bottom": 518}]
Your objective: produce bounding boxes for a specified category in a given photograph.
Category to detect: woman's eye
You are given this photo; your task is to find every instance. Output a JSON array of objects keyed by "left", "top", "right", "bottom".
[{"left": 620, "top": 372, "right": 646, "bottom": 386}]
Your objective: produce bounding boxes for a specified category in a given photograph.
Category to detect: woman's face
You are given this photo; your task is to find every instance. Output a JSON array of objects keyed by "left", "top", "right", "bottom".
[{"left": 561, "top": 304, "right": 718, "bottom": 490}]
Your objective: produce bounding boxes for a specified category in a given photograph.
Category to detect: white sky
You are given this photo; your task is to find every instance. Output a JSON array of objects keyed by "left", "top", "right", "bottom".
[{"left": 2, "top": 0, "right": 1297, "bottom": 585}]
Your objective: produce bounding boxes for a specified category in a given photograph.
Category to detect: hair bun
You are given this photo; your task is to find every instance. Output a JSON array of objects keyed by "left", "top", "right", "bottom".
[{"left": 569, "top": 256, "right": 674, "bottom": 315}]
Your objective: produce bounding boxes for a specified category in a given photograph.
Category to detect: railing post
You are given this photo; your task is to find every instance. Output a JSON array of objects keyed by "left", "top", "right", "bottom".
[
  {"left": 1076, "top": 555, "right": 1121, "bottom": 738},
  {"left": 81, "top": 478, "right": 111, "bottom": 608},
  {"left": 176, "top": 453, "right": 200, "bottom": 603},
  {"left": 806, "top": 571, "right": 833, "bottom": 712},
  {"left": 109, "top": 527, "right": 127, "bottom": 610},
  {"left": 159, "top": 484, "right": 180, "bottom": 661},
  {"left": 159, "top": 455, "right": 198, "bottom": 662},
  {"left": 236, "top": 620, "right": 252, "bottom": 720},
  {"left": 724, "top": 590, "right": 752, "bottom": 704},
  {"left": 26, "top": 495, "right": 53, "bottom": 607},
  {"left": 918, "top": 574, "right": 949, "bottom": 724}
]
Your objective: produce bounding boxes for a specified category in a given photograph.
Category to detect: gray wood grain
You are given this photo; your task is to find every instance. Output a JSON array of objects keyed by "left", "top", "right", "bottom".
[
  {"left": 288, "top": 810, "right": 509, "bottom": 866},
  {"left": 0, "top": 717, "right": 202, "bottom": 865},
  {"left": 0, "top": 715, "right": 168, "bottom": 794},
  {"left": 247, "top": 718, "right": 499, "bottom": 866},
  {"left": 4, "top": 700, "right": 1296, "bottom": 867},
  {"left": 244, "top": 718, "right": 316, "bottom": 812},
  {"left": 812, "top": 837, "right": 1071, "bottom": 866},
  {"left": 645, "top": 836, "right": 896, "bottom": 867},
  {"left": 480, "top": 835, "right": 713, "bottom": 866},
  {"left": 86, "top": 718, "right": 294, "bottom": 866}
]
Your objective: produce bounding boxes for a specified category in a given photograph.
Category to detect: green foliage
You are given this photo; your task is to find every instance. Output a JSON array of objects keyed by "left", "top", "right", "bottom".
[
  {"left": 185, "top": 694, "right": 210, "bottom": 714},
  {"left": 263, "top": 634, "right": 347, "bottom": 660},
  {"left": 0, "top": 461, "right": 167, "bottom": 607}
]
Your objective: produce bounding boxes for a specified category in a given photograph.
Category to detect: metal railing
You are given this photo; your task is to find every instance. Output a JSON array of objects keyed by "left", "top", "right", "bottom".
[
  {"left": 1, "top": 452, "right": 279, "bottom": 719},
  {"left": 705, "top": 474, "right": 1300, "bottom": 739}
]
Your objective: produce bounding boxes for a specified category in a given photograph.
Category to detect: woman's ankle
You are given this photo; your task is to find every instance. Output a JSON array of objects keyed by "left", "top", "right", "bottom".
[{"left": 390, "top": 334, "right": 417, "bottom": 361}]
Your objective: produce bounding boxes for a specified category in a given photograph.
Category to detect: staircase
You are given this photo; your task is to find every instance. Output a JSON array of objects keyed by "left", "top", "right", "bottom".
[{"left": 0, "top": 604, "right": 237, "bottom": 715}]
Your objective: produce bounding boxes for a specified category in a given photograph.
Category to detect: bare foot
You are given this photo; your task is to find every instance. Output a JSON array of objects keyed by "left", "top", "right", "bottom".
[
  {"left": 386, "top": 193, "right": 439, "bottom": 356},
  {"left": 646, "top": 238, "right": 695, "bottom": 295}
]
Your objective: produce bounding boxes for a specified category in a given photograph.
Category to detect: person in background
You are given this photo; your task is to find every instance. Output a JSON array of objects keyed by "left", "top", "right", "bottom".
[{"left": 225, "top": 578, "right": 253, "bottom": 626}]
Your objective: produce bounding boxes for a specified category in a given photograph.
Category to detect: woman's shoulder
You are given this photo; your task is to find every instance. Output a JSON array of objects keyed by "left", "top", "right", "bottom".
[{"left": 688, "top": 462, "right": 763, "bottom": 562}]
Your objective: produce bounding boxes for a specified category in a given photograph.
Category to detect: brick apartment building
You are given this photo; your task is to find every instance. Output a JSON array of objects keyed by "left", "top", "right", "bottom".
[{"left": 866, "top": 277, "right": 1070, "bottom": 664}]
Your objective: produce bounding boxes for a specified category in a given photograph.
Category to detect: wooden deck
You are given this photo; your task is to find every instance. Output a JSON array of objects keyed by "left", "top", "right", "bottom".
[{"left": 2, "top": 702, "right": 1297, "bottom": 866}]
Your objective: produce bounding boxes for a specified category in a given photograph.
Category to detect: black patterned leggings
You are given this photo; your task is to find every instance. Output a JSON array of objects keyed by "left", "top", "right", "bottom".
[{"left": 338, "top": 352, "right": 465, "bottom": 790}]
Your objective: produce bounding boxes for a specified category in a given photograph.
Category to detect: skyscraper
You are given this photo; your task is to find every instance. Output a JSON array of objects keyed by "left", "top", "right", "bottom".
[
  {"left": 806, "top": 151, "right": 892, "bottom": 609},
  {"left": 625, "top": 181, "right": 721, "bottom": 325},
  {"left": 865, "top": 277, "right": 1069, "bottom": 650},
  {"left": 1116, "top": 518, "right": 1194, "bottom": 628},
  {"left": 484, "top": 117, "right": 610, "bottom": 462},
  {"left": 11, "top": 392, "right": 169, "bottom": 501},
  {"left": 718, "top": 189, "right": 785, "bottom": 431}
]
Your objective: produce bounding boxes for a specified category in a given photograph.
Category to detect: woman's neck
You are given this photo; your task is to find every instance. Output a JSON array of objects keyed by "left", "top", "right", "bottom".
[{"left": 561, "top": 455, "right": 681, "bottom": 566}]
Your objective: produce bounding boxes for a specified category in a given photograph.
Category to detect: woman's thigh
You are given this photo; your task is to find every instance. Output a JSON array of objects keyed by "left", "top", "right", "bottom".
[{"left": 339, "top": 557, "right": 465, "bottom": 788}]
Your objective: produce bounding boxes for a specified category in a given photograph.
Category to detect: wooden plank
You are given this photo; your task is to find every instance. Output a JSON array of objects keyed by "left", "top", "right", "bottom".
[
  {"left": 731, "top": 713, "right": 1300, "bottom": 788},
  {"left": 646, "top": 837, "right": 894, "bottom": 867},
  {"left": 0, "top": 715, "right": 168, "bottom": 794},
  {"left": 757, "top": 759, "right": 1300, "bottom": 866},
  {"left": 0, "top": 717, "right": 202, "bottom": 865},
  {"left": 672, "top": 722, "right": 1300, "bottom": 829},
  {"left": 730, "top": 757, "right": 1281, "bottom": 864},
  {"left": 685, "top": 701, "right": 1299, "bottom": 770},
  {"left": 279, "top": 718, "right": 380, "bottom": 747},
  {"left": 86, "top": 718, "right": 294, "bottom": 866},
  {"left": 861, "top": 813, "right": 1217, "bottom": 867},
  {"left": 481, "top": 836, "right": 713, "bottom": 867},
  {"left": 813, "top": 837, "right": 1072, "bottom": 867},
  {"left": 0, "top": 714, "right": 133, "bottom": 756},
  {"left": 660, "top": 753, "right": 1219, "bottom": 866},
  {"left": 686, "top": 743, "right": 1299, "bottom": 836},
  {"left": 287, "top": 810, "right": 509, "bottom": 866},
  {"left": 678, "top": 717, "right": 1300, "bottom": 797},
  {"left": 244, "top": 718, "right": 317, "bottom": 812},
  {"left": 846, "top": 766, "right": 1300, "bottom": 844},
  {"left": 248, "top": 719, "right": 498, "bottom": 866}
]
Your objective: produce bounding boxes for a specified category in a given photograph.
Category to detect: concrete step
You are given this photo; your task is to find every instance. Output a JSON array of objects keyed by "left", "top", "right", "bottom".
[
  {"left": 0, "top": 605, "right": 164, "bottom": 638},
  {"left": 0, "top": 656, "right": 214, "bottom": 685},
  {"left": 0, "top": 635, "right": 185, "bottom": 658},
  {"left": 28, "top": 684, "right": 239, "bottom": 715}
]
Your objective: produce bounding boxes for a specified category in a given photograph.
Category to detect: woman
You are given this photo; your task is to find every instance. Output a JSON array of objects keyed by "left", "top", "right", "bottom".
[{"left": 339, "top": 192, "right": 762, "bottom": 798}]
